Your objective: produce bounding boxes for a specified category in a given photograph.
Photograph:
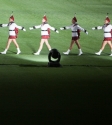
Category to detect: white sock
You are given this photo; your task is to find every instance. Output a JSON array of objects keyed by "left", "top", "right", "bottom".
[
  {"left": 37, "top": 49, "right": 41, "bottom": 53},
  {"left": 67, "top": 49, "right": 70, "bottom": 53},
  {"left": 99, "top": 49, "right": 102, "bottom": 54},
  {"left": 79, "top": 49, "right": 82, "bottom": 53},
  {"left": 17, "top": 48, "right": 20, "bottom": 52},
  {"left": 4, "top": 49, "right": 8, "bottom": 52}
]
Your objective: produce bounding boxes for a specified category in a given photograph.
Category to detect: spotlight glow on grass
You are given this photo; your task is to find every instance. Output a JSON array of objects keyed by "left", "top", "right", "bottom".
[{"left": 9, "top": 55, "right": 49, "bottom": 63}]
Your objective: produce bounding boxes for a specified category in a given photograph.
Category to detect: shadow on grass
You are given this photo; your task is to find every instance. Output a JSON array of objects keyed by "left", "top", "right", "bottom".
[{"left": 0, "top": 53, "right": 112, "bottom": 125}]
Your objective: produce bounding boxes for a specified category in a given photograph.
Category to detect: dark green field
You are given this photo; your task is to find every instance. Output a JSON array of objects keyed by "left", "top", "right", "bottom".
[{"left": 0, "top": 0, "right": 112, "bottom": 124}]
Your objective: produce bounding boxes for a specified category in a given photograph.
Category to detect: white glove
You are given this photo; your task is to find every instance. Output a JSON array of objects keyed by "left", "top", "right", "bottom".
[
  {"left": 60, "top": 27, "right": 64, "bottom": 30},
  {"left": 97, "top": 26, "right": 102, "bottom": 29},
  {"left": 23, "top": 28, "right": 26, "bottom": 31},
  {"left": 92, "top": 27, "right": 95, "bottom": 30},
  {"left": 56, "top": 30, "right": 59, "bottom": 33},
  {"left": 29, "top": 27, "right": 33, "bottom": 30},
  {"left": 86, "top": 31, "right": 88, "bottom": 35}
]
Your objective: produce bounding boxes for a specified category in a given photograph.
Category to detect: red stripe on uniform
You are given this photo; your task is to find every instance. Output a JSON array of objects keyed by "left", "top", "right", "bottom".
[
  {"left": 41, "top": 35, "right": 50, "bottom": 39},
  {"left": 8, "top": 36, "right": 17, "bottom": 39},
  {"left": 103, "top": 37, "right": 112, "bottom": 41}
]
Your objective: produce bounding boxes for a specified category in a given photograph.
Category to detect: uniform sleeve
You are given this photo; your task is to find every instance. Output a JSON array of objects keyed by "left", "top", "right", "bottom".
[
  {"left": 29, "top": 25, "right": 41, "bottom": 30},
  {"left": 92, "top": 26, "right": 102, "bottom": 30},
  {"left": 30, "top": 25, "right": 41, "bottom": 29},
  {"left": 77, "top": 25, "right": 88, "bottom": 34},
  {"left": 77, "top": 25, "right": 85, "bottom": 31},
  {"left": 111, "top": 25, "right": 112, "bottom": 29},
  {"left": 65, "top": 26, "right": 71, "bottom": 29},
  {"left": 15, "top": 23, "right": 26, "bottom": 31},
  {"left": 60, "top": 26, "right": 71, "bottom": 30},
  {"left": 97, "top": 26, "right": 103, "bottom": 29},
  {"left": 0, "top": 24, "right": 8, "bottom": 27},
  {"left": 48, "top": 24, "right": 59, "bottom": 33},
  {"left": 34, "top": 25, "right": 41, "bottom": 29}
]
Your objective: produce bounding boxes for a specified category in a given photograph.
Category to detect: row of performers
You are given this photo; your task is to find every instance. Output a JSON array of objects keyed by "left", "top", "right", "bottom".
[{"left": 0, "top": 13, "right": 112, "bottom": 56}]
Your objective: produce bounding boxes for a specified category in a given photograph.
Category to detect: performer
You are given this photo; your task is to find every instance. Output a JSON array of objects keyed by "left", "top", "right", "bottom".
[
  {"left": 60, "top": 14, "right": 88, "bottom": 56},
  {"left": 0, "top": 12, "right": 26, "bottom": 54},
  {"left": 92, "top": 14, "right": 112, "bottom": 56},
  {"left": 29, "top": 14, "right": 59, "bottom": 55}
]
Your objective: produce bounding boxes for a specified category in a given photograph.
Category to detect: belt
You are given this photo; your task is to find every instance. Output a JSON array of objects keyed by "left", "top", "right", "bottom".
[
  {"left": 104, "top": 32, "right": 110, "bottom": 33},
  {"left": 9, "top": 30, "right": 15, "bottom": 31},
  {"left": 72, "top": 31, "right": 77, "bottom": 33},
  {"left": 41, "top": 30, "right": 47, "bottom": 31}
]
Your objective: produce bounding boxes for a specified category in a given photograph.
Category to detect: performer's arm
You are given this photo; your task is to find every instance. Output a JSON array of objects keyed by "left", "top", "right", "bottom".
[
  {"left": 60, "top": 26, "right": 71, "bottom": 30},
  {"left": 17, "top": 26, "right": 26, "bottom": 31},
  {"left": 21, "top": 27, "right": 26, "bottom": 31},
  {"left": 15, "top": 24, "right": 26, "bottom": 31},
  {"left": 0, "top": 24, "right": 8, "bottom": 27},
  {"left": 48, "top": 25, "right": 59, "bottom": 33},
  {"left": 92, "top": 26, "right": 102, "bottom": 30},
  {"left": 78, "top": 25, "right": 88, "bottom": 34},
  {"left": 29, "top": 25, "right": 41, "bottom": 30}
]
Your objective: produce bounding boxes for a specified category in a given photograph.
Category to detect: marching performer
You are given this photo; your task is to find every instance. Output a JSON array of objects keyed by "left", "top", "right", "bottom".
[
  {"left": 92, "top": 13, "right": 112, "bottom": 56},
  {"left": 0, "top": 12, "right": 26, "bottom": 54},
  {"left": 29, "top": 14, "right": 59, "bottom": 55},
  {"left": 60, "top": 14, "right": 88, "bottom": 56}
]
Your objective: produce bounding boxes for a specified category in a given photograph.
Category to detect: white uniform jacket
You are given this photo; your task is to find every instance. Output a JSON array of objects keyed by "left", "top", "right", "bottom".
[
  {"left": 34, "top": 23, "right": 56, "bottom": 36},
  {"left": 64, "top": 23, "right": 86, "bottom": 37},
  {"left": 96, "top": 24, "right": 112, "bottom": 38},
  {"left": 1, "top": 22, "right": 24, "bottom": 36}
]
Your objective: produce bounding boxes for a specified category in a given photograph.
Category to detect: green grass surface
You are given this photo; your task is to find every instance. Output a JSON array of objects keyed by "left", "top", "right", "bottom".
[{"left": 0, "top": 0, "right": 112, "bottom": 125}]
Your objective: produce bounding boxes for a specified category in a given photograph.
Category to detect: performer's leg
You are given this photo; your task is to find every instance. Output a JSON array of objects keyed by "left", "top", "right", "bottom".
[
  {"left": 63, "top": 40, "right": 75, "bottom": 55},
  {"left": 107, "top": 41, "right": 112, "bottom": 56},
  {"left": 69, "top": 40, "right": 75, "bottom": 50},
  {"left": 44, "top": 39, "right": 51, "bottom": 51},
  {"left": 75, "top": 40, "right": 83, "bottom": 56},
  {"left": 95, "top": 41, "right": 107, "bottom": 55},
  {"left": 34, "top": 39, "right": 44, "bottom": 55},
  {"left": 6, "top": 39, "right": 12, "bottom": 50},
  {"left": 100, "top": 41, "right": 108, "bottom": 50},
  {"left": 1, "top": 39, "right": 12, "bottom": 54},
  {"left": 12, "top": 39, "right": 21, "bottom": 54},
  {"left": 75, "top": 40, "right": 81, "bottom": 49}
]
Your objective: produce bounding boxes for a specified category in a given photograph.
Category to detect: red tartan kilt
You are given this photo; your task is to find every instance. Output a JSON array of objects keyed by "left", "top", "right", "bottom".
[
  {"left": 41, "top": 35, "right": 50, "bottom": 39},
  {"left": 103, "top": 37, "right": 112, "bottom": 41},
  {"left": 72, "top": 36, "right": 79, "bottom": 41},
  {"left": 8, "top": 36, "right": 17, "bottom": 39}
]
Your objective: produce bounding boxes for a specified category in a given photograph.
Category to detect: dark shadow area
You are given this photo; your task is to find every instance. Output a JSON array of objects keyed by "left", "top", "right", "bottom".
[{"left": 0, "top": 54, "right": 112, "bottom": 125}]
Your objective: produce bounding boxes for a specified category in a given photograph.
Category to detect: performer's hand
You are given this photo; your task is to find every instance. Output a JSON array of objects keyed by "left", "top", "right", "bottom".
[
  {"left": 23, "top": 29, "right": 26, "bottom": 31},
  {"left": 97, "top": 26, "right": 102, "bottom": 29},
  {"left": 56, "top": 30, "right": 59, "bottom": 33},
  {"left": 92, "top": 27, "right": 95, "bottom": 30},
  {"left": 29, "top": 27, "right": 33, "bottom": 30},
  {"left": 60, "top": 27, "right": 64, "bottom": 30},
  {"left": 86, "top": 31, "right": 88, "bottom": 35}
]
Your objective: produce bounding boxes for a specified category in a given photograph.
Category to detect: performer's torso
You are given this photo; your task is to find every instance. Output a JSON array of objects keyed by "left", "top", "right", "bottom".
[
  {"left": 8, "top": 22, "right": 16, "bottom": 36},
  {"left": 41, "top": 24, "right": 50, "bottom": 35},
  {"left": 103, "top": 24, "right": 112, "bottom": 37},
  {"left": 70, "top": 24, "right": 80, "bottom": 37}
]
